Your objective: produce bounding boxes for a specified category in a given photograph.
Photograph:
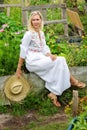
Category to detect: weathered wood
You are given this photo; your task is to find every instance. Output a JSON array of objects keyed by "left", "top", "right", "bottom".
[
  {"left": 21, "top": 3, "right": 68, "bottom": 36},
  {"left": 61, "top": 4, "right": 68, "bottom": 36},
  {"left": 7, "top": 7, "right": 10, "bottom": 16},
  {"left": 72, "top": 90, "right": 78, "bottom": 117},
  {"left": 84, "top": 5, "right": 87, "bottom": 13},
  {"left": 22, "top": 4, "right": 65, "bottom": 11},
  {"left": 22, "top": 11, "right": 28, "bottom": 27},
  {"left": 67, "top": 9, "right": 84, "bottom": 36},
  {"left": 0, "top": 3, "right": 68, "bottom": 36},
  {"left": 0, "top": 4, "right": 21, "bottom": 17},
  {"left": 21, "top": 0, "right": 29, "bottom": 27},
  {"left": 44, "top": 19, "right": 67, "bottom": 25},
  {"left": 21, "top": 0, "right": 30, "bottom": 7},
  {"left": 0, "top": 0, "right": 4, "bottom": 12},
  {"left": 0, "top": 4, "right": 21, "bottom": 7}
]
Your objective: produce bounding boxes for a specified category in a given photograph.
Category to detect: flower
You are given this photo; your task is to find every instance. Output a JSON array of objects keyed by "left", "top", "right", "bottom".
[
  {"left": 15, "top": 31, "right": 21, "bottom": 35},
  {"left": 0, "top": 28, "right": 4, "bottom": 32},
  {"left": 2, "top": 24, "right": 8, "bottom": 29}
]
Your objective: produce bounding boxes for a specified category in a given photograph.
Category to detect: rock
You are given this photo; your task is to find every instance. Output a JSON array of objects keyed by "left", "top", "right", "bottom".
[
  {"left": 0, "top": 66, "right": 87, "bottom": 105},
  {"left": 26, "top": 72, "right": 45, "bottom": 95},
  {"left": 69, "top": 66, "right": 87, "bottom": 83}
]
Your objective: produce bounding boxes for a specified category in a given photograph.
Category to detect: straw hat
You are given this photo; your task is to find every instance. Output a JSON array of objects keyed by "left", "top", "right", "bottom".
[{"left": 4, "top": 75, "right": 30, "bottom": 102}]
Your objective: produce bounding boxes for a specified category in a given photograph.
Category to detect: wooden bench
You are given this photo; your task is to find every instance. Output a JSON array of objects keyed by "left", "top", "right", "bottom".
[{"left": 22, "top": 3, "right": 68, "bottom": 36}]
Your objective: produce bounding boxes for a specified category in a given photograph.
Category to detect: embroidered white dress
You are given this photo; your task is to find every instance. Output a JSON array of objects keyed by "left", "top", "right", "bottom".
[{"left": 20, "top": 31, "right": 71, "bottom": 95}]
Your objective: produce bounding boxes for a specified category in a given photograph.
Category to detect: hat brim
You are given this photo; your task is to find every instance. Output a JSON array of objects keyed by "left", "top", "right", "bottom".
[{"left": 4, "top": 75, "right": 30, "bottom": 102}]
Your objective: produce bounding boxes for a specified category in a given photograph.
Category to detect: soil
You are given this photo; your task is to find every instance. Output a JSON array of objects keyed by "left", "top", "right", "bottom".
[{"left": 0, "top": 110, "right": 68, "bottom": 130}]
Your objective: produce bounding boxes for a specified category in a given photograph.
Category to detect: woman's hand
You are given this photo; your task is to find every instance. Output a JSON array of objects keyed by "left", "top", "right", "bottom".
[
  {"left": 46, "top": 53, "right": 57, "bottom": 61},
  {"left": 16, "top": 68, "right": 22, "bottom": 78},
  {"left": 50, "top": 54, "right": 57, "bottom": 61},
  {"left": 16, "top": 57, "right": 24, "bottom": 78}
]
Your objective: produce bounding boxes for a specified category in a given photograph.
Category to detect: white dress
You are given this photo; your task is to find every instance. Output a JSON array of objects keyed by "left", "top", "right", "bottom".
[{"left": 20, "top": 30, "right": 71, "bottom": 95}]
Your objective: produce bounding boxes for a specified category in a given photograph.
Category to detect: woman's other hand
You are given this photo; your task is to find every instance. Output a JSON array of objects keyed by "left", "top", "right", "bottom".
[
  {"left": 46, "top": 53, "right": 57, "bottom": 61},
  {"left": 50, "top": 54, "right": 57, "bottom": 61}
]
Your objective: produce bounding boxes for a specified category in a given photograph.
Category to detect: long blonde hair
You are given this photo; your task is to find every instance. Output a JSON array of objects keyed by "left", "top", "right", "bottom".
[{"left": 28, "top": 11, "right": 44, "bottom": 31}]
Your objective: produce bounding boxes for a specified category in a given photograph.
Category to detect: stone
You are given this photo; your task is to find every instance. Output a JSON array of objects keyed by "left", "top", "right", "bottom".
[{"left": 0, "top": 66, "right": 87, "bottom": 105}]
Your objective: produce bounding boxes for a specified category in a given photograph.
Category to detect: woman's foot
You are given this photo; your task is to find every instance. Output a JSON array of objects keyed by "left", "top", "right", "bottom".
[
  {"left": 71, "top": 79, "right": 86, "bottom": 88},
  {"left": 70, "top": 75, "right": 86, "bottom": 88},
  {"left": 48, "top": 93, "right": 61, "bottom": 107}
]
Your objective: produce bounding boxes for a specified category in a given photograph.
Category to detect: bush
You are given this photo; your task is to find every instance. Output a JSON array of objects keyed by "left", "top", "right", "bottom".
[{"left": 0, "top": 12, "right": 25, "bottom": 75}]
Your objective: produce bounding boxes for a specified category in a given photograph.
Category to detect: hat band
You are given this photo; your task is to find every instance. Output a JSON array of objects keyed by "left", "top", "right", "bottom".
[{"left": 11, "top": 85, "right": 23, "bottom": 95}]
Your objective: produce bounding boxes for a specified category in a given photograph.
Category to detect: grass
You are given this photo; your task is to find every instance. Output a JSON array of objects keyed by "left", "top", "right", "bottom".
[
  {"left": 22, "top": 121, "right": 69, "bottom": 130},
  {"left": 31, "top": 122, "right": 69, "bottom": 130},
  {"left": 1, "top": 122, "right": 69, "bottom": 130}
]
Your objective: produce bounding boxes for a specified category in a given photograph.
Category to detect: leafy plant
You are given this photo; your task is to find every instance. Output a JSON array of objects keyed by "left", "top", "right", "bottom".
[
  {"left": 23, "top": 92, "right": 59, "bottom": 116},
  {"left": 69, "top": 111, "right": 87, "bottom": 130},
  {"left": 0, "top": 12, "right": 25, "bottom": 75}
]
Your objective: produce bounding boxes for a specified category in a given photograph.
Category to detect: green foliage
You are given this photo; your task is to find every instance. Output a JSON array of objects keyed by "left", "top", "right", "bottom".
[
  {"left": 0, "top": 105, "right": 8, "bottom": 113},
  {"left": 4, "top": 0, "right": 21, "bottom": 22},
  {"left": 44, "top": 25, "right": 87, "bottom": 66},
  {"left": 0, "top": 92, "right": 59, "bottom": 116},
  {"left": 23, "top": 92, "right": 59, "bottom": 116},
  {"left": 0, "top": 12, "right": 24, "bottom": 75},
  {"left": 71, "top": 111, "right": 87, "bottom": 130},
  {"left": 10, "top": 103, "right": 26, "bottom": 116},
  {"left": 30, "top": 0, "right": 49, "bottom": 5},
  {"left": 59, "top": 89, "right": 72, "bottom": 106},
  {"left": 81, "top": 14, "right": 87, "bottom": 34},
  {"left": 66, "top": 43, "right": 87, "bottom": 66}
]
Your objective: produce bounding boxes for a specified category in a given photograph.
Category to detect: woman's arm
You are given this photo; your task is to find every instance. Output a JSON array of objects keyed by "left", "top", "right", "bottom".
[
  {"left": 16, "top": 31, "right": 32, "bottom": 77},
  {"left": 16, "top": 57, "right": 24, "bottom": 78}
]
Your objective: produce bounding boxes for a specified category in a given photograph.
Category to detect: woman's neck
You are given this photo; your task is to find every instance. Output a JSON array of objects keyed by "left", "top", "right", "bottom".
[{"left": 34, "top": 28, "right": 40, "bottom": 33}]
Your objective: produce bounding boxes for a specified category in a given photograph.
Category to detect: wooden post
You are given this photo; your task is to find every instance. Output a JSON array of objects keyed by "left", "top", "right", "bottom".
[
  {"left": 0, "top": 0, "right": 4, "bottom": 12},
  {"left": 72, "top": 90, "right": 78, "bottom": 117},
  {"left": 21, "top": 0, "right": 29, "bottom": 26},
  {"left": 7, "top": 7, "right": 10, "bottom": 16},
  {"left": 61, "top": 4, "right": 68, "bottom": 37}
]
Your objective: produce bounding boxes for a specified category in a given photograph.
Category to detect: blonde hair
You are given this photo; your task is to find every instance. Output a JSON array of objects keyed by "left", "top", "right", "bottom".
[{"left": 28, "top": 11, "right": 44, "bottom": 31}]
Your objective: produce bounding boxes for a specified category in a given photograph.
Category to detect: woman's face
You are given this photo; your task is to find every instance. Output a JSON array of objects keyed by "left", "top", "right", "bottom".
[{"left": 31, "top": 14, "right": 42, "bottom": 31}]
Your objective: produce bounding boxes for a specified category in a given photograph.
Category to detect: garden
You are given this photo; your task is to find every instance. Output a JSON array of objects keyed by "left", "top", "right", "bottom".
[{"left": 0, "top": 0, "right": 87, "bottom": 130}]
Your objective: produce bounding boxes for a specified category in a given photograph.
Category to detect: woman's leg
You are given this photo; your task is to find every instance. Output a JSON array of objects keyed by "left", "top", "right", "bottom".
[{"left": 70, "top": 74, "right": 86, "bottom": 88}]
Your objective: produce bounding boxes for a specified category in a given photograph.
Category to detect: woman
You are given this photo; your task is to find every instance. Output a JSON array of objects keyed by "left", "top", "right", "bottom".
[{"left": 16, "top": 11, "right": 86, "bottom": 107}]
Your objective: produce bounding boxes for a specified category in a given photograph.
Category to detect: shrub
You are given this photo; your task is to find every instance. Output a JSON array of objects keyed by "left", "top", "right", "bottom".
[{"left": 0, "top": 12, "right": 25, "bottom": 75}]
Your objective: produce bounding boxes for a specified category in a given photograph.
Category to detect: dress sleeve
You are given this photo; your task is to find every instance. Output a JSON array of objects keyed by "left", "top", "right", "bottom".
[
  {"left": 20, "top": 31, "right": 31, "bottom": 59},
  {"left": 42, "top": 32, "right": 51, "bottom": 55}
]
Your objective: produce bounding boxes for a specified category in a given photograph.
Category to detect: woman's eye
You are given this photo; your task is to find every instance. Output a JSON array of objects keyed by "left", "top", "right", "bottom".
[
  {"left": 36, "top": 19, "right": 39, "bottom": 21},
  {"left": 32, "top": 19, "right": 40, "bottom": 21}
]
